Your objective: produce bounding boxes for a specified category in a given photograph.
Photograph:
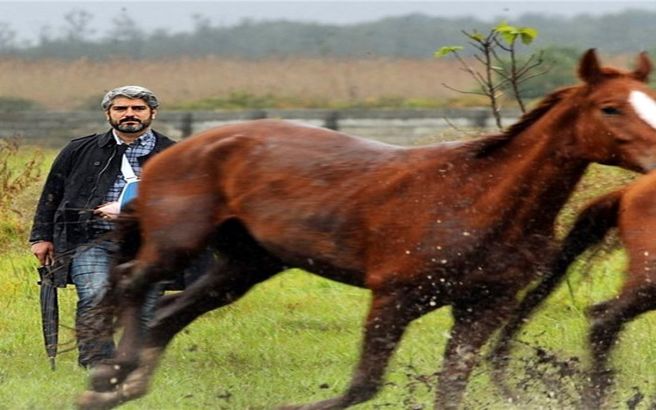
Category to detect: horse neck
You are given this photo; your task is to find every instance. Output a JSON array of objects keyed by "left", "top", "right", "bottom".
[{"left": 471, "top": 106, "right": 590, "bottom": 231}]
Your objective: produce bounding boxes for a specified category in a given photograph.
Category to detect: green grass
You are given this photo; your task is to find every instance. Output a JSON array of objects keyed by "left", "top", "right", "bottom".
[
  {"left": 2, "top": 247, "right": 656, "bottom": 409},
  {"left": 0, "top": 254, "right": 449, "bottom": 409}
]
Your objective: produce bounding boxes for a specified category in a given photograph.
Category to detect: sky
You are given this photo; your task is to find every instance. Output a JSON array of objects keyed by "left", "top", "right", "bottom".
[{"left": 2, "top": 1, "right": 656, "bottom": 44}]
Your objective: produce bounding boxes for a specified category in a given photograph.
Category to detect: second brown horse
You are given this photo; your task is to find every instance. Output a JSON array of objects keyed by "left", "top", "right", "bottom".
[
  {"left": 490, "top": 168, "right": 656, "bottom": 408},
  {"left": 78, "top": 50, "right": 656, "bottom": 410}
]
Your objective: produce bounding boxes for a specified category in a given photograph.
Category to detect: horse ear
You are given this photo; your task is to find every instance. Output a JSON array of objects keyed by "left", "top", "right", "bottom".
[
  {"left": 632, "top": 51, "right": 652, "bottom": 82},
  {"left": 578, "top": 49, "right": 603, "bottom": 84}
]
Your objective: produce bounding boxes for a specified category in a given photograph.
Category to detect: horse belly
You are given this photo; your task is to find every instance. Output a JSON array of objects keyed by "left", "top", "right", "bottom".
[{"left": 235, "top": 210, "right": 369, "bottom": 286}]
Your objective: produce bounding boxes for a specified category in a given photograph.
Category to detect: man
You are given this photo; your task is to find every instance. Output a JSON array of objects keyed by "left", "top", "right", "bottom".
[{"left": 29, "top": 85, "right": 176, "bottom": 368}]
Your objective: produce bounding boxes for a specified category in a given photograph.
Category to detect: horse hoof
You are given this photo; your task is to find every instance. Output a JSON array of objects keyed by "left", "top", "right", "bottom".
[
  {"left": 75, "top": 390, "right": 121, "bottom": 410},
  {"left": 277, "top": 396, "right": 348, "bottom": 410},
  {"left": 118, "top": 366, "right": 152, "bottom": 400},
  {"left": 90, "top": 363, "right": 127, "bottom": 392}
]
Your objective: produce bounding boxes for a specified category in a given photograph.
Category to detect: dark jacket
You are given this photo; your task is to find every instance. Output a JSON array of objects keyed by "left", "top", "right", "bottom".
[{"left": 30, "top": 130, "right": 175, "bottom": 283}]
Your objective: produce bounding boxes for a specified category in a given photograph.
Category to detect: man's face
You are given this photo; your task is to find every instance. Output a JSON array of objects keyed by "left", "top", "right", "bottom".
[{"left": 105, "top": 97, "right": 156, "bottom": 134}]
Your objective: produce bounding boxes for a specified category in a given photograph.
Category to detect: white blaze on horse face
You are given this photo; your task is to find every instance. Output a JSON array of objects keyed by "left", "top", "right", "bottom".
[{"left": 629, "top": 90, "right": 656, "bottom": 131}]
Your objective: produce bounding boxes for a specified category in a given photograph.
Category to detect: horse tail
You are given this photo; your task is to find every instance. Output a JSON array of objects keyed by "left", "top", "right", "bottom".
[
  {"left": 490, "top": 189, "right": 623, "bottom": 379},
  {"left": 112, "top": 203, "right": 142, "bottom": 266}
]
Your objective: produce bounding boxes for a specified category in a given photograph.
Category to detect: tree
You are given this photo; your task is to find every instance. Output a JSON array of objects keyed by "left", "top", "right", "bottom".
[
  {"left": 63, "top": 9, "right": 95, "bottom": 42},
  {"left": 518, "top": 46, "right": 579, "bottom": 98},
  {"left": 0, "top": 22, "right": 16, "bottom": 52},
  {"left": 36, "top": 24, "right": 54, "bottom": 48},
  {"left": 107, "top": 10, "right": 143, "bottom": 43},
  {"left": 191, "top": 13, "right": 212, "bottom": 35},
  {"left": 435, "top": 22, "right": 544, "bottom": 129},
  {"left": 105, "top": 10, "right": 145, "bottom": 57}
]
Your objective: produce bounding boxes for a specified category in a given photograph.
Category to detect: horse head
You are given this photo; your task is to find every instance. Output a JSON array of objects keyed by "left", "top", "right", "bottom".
[{"left": 568, "top": 49, "right": 656, "bottom": 172}]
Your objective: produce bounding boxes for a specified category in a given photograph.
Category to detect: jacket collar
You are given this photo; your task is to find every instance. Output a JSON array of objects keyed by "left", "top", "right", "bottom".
[
  {"left": 96, "top": 129, "right": 161, "bottom": 148},
  {"left": 96, "top": 130, "right": 115, "bottom": 148}
]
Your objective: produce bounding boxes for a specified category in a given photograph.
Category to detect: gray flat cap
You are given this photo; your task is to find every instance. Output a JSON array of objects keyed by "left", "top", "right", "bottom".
[{"left": 101, "top": 85, "right": 159, "bottom": 110}]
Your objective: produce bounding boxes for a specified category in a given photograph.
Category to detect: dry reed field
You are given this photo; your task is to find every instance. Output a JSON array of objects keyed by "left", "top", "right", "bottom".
[{"left": 0, "top": 56, "right": 474, "bottom": 110}]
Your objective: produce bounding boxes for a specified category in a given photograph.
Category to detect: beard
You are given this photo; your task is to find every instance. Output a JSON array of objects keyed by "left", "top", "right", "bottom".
[{"left": 109, "top": 116, "right": 152, "bottom": 133}]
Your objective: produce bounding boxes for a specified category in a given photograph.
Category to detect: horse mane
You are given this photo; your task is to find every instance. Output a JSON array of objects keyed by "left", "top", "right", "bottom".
[{"left": 469, "top": 86, "right": 578, "bottom": 158}]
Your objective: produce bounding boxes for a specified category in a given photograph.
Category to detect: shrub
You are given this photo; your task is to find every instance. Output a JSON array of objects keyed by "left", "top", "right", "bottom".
[
  {"left": 0, "top": 96, "right": 43, "bottom": 112},
  {"left": 171, "top": 91, "right": 283, "bottom": 110},
  {"left": 0, "top": 139, "right": 44, "bottom": 249}
]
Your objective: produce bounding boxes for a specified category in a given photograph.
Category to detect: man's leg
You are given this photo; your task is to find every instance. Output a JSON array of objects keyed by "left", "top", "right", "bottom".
[{"left": 70, "top": 242, "right": 116, "bottom": 368}]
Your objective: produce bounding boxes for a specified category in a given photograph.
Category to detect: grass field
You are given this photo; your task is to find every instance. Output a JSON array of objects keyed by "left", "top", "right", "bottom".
[
  {"left": 0, "top": 54, "right": 636, "bottom": 112},
  {"left": 0, "top": 57, "right": 477, "bottom": 111},
  {"left": 2, "top": 248, "right": 656, "bottom": 409},
  {"left": 1, "top": 149, "right": 656, "bottom": 409}
]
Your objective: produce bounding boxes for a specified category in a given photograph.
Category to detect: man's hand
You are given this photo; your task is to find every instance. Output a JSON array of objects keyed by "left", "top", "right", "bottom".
[
  {"left": 95, "top": 201, "right": 120, "bottom": 219},
  {"left": 31, "top": 241, "right": 55, "bottom": 266}
]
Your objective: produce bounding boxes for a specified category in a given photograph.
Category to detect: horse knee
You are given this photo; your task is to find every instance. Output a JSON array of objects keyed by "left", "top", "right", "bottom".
[
  {"left": 586, "top": 300, "right": 611, "bottom": 322},
  {"left": 114, "top": 260, "right": 137, "bottom": 280},
  {"left": 115, "top": 261, "right": 160, "bottom": 299},
  {"left": 112, "top": 261, "right": 138, "bottom": 292}
]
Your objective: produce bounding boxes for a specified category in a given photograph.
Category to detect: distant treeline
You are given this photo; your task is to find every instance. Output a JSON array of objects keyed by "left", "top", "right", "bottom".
[{"left": 1, "top": 10, "right": 656, "bottom": 60}]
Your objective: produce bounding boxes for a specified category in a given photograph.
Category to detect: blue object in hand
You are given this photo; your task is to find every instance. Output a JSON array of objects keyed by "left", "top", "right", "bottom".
[{"left": 118, "top": 180, "right": 139, "bottom": 211}]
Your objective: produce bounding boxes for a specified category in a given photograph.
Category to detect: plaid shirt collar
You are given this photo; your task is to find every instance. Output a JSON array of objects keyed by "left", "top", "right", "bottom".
[{"left": 112, "top": 128, "right": 156, "bottom": 150}]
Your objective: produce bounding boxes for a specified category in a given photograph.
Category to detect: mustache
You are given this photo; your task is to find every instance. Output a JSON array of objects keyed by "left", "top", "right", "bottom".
[{"left": 120, "top": 117, "right": 142, "bottom": 124}]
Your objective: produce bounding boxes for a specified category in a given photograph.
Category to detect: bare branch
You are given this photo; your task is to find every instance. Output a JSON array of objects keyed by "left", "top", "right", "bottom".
[
  {"left": 441, "top": 83, "right": 488, "bottom": 96},
  {"left": 437, "top": 22, "right": 543, "bottom": 127}
]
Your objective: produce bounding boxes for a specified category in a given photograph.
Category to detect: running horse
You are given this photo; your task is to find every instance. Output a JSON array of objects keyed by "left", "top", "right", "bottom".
[
  {"left": 490, "top": 169, "right": 656, "bottom": 409},
  {"left": 77, "top": 49, "right": 656, "bottom": 410}
]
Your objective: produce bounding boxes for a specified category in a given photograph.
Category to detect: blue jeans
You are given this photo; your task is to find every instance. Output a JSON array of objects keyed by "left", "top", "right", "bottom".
[{"left": 70, "top": 240, "right": 161, "bottom": 368}]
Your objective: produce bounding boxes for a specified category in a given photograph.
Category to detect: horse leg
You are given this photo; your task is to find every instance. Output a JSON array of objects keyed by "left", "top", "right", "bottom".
[
  {"left": 80, "top": 256, "right": 173, "bottom": 394},
  {"left": 585, "top": 283, "right": 656, "bottom": 409},
  {"left": 151, "top": 254, "right": 278, "bottom": 344},
  {"left": 155, "top": 248, "right": 217, "bottom": 311},
  {"left": 77, "top": 246, "right": 280, "bottom": 410},
  {"left": 97, "top": 198, "right": 226, "bottom": 382},
  {"left": 489, "top": 193, "right": 619, "bottom": 400},
  {"left": 280, "top": 287, "right": 424, "bottom": 410},
  {"left": 437, "top": 295, "right": 514, "bottom": 410},
  {"left": 488, "top": 269, "right": 566, "bottom": 401}
]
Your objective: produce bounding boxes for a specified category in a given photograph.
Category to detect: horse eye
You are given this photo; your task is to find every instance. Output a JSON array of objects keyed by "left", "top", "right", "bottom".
[{"left": 601, "top": 106, "right": 621, "bottom": 115}]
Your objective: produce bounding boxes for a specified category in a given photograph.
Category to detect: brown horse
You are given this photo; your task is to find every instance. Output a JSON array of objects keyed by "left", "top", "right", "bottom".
[
  {"left": 490, "top": 169, "right": 656, "bottom": 408},
  {"left": 77, "top": 49, "right": 656, "bottom": 410}
]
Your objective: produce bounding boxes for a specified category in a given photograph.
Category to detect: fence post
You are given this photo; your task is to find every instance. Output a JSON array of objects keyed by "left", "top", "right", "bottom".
[
  {"left": 324, "top": 111, "right": 340, "bottom": 131},
  {"left": 470, "top": 108, "right": 490, "bottom": 128},
  {"left": 180, "top": 112, "right": 193, "bottom": 138},
  {"left": 249, "top": 110, "right": 268, "bottom": 120}
]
